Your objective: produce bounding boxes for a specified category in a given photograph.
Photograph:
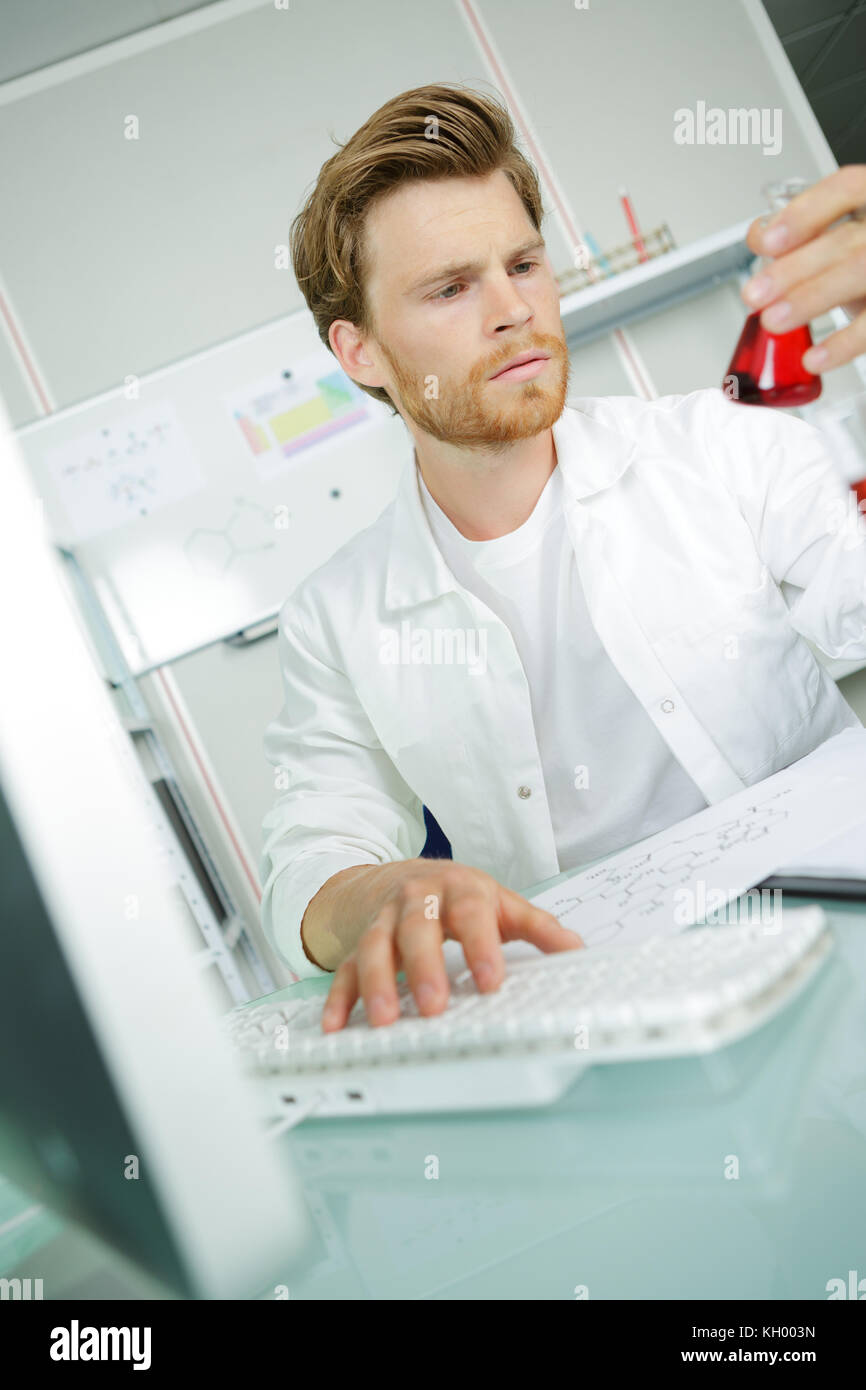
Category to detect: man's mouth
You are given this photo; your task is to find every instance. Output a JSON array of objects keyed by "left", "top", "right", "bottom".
[{"left": 489, "top": 352, "right": 551, "bottom": 381}]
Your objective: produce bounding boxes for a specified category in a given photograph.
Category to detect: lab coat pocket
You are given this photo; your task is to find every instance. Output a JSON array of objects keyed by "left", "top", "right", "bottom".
[
  {"left": 353, "top": 657, "right": 471, "bottom": 795},
  {"left": 649, "top": 566, "right": 823, "bottom": 782}
]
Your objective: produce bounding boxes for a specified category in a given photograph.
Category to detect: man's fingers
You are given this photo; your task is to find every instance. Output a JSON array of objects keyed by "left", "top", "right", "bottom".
[
  {"left": 758, "top": 257, "right": 866, "bottom": 337},
  {"left": 741, "top": 217, "right": 866, "bottom": 319},
  {"left": 441, "top": 884, "right": 506, "bottom": 993},
  {"left": 497, "top": 886, "right": 585, "bottom": 951},
  {"left": 802, "top": 309, "right": 866, "bottom": 375},
  {"left": 321, "top": 956, "right": 359, "bottom": 1033},
  {"left": 320, "top": 872, "right": 584, "bottom": 1035},
  {"left": 355, "top": 900, "right": 402, "bottom": 1027},
  {"left": 736, "top": 178, "right": 866, "bottom": 372},
  {"left": 394, "top": 904, "right": 450, "bottom": 1014},
  {"left": 745, "top": 164, "right": 866, "bottom": 259}
]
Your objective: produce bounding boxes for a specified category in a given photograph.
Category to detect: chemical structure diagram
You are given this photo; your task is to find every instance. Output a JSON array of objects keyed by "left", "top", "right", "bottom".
[
  {"left": 183, "top": 495, "right": 284, "bottom": 575},
  {"left": 51, "top": 410, "right": 195, "bottom": 536},
  {"left": 542, "top": 795, "right": 792, "bottom": 946},
  {"left": 106, "top": 464, "right": 161, "bottom": 513}
]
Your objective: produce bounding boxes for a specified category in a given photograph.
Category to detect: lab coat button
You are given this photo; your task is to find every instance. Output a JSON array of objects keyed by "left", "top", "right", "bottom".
[
  {"left": 517, "top": 785, "right": 532, "bottom": 799},
  {"left": 660, "top": 698, "right": 676, "bottom": 713}
]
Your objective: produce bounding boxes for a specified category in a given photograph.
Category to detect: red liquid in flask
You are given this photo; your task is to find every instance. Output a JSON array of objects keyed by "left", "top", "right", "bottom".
[{"left": 725, "top": 311, "right": 821, "bottom": 407}]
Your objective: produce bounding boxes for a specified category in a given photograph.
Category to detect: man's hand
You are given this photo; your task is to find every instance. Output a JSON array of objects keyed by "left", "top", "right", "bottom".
[
  {"left": 740, "top": 164, "right": 866, "bottom": 374},
  {"left": 318, "top": 859, "right": 583, "bottom": 1031}
]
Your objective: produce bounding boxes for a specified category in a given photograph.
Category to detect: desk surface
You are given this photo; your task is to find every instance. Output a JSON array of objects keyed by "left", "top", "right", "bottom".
[{"left": 3, "top": 890, "right": 866, "bottom": 1300}]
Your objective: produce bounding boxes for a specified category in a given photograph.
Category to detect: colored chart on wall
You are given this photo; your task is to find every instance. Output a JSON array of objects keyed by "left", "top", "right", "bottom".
[{"left": 225, "top": 348, "right": 371, "bottom": 480}]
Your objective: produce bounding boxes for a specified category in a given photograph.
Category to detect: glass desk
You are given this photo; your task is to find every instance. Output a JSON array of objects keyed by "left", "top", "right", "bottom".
[{"left": 2, "top": 886, "right": 865, "bottom": 1300}]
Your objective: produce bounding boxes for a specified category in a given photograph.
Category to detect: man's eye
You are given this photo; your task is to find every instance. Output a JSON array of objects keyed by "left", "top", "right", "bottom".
[{"left": 434, "top": 261, "right": 539, "bottom": 301}]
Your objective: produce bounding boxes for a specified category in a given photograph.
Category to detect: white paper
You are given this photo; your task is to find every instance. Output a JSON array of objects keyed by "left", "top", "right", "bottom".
[
  {"left": 43, "top": 400, "right": 205, "bottom": 543},
  {"left": 773, "top": 819, "right": 866, "bottom": 879},
  {"left": 528, "top": 727, "right": 866, "bottom": 948}
]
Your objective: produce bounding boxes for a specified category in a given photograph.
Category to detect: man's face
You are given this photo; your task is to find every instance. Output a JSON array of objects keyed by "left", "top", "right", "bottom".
[{"left": 357, "top": 170, "right": 570, "bottom": 448}]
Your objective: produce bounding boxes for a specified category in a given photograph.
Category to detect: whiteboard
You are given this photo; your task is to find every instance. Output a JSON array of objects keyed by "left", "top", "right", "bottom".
[{"left": 16, "top": 310, "right": 409, "bottom": 674}]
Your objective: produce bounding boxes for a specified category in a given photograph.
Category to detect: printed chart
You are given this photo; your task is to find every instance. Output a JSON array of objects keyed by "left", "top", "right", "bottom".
[{"left": 226, "top": 353, "right": 370, "bottom": 480}]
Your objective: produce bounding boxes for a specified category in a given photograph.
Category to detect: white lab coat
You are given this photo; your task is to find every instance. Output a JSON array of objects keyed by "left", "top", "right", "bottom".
[{"left": 261, "top": 386, "right": 866, "bottom": 978}]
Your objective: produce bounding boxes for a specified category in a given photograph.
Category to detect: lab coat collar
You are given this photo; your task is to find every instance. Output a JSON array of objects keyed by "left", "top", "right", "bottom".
[{"left": 384, "top": 403, "right": 638, "bottom": 612}]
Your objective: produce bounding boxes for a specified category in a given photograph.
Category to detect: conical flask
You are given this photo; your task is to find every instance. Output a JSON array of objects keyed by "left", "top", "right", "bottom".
[{"left": 724, "top": 177, "right": 822, "bottom": 408}]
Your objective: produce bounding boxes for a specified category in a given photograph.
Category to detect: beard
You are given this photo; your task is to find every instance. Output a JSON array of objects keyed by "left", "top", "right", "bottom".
[{"left": 376, "top": 327, "right": 571, "bottom": 451}]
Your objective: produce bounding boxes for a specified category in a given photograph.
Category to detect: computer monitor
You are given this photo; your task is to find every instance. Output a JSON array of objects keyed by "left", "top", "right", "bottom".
[{"left": 0, "top": 393, "right": 312, "bottom": 1298}]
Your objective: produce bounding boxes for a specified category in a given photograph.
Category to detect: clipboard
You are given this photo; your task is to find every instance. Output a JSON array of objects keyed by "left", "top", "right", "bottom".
[{"left": 754, "top": 873, "right": 866, "bottom": 902}]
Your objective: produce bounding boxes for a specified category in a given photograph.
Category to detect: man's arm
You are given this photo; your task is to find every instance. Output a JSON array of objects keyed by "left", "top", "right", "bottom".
[
  {"left": 262, "top": 592, "right": 583, "bottom": 1024},
  {"left": 260, "top": 592, "right": 428, "bottom": 979},
  {"left": 701, "top": 386, "right": 866, "bottom": 660}
]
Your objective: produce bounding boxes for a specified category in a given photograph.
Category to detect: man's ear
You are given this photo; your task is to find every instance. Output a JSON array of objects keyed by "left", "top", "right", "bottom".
[{"left": 329, "top": 318, "right": 386, "bottom": 393}]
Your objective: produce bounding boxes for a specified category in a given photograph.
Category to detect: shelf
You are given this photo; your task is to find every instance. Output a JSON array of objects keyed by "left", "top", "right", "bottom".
[{"left": 560, "top": 217, "right": 757, "bottom": 348}]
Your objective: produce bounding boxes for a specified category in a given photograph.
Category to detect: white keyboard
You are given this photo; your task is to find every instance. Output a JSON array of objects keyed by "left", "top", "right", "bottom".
[{"left": 224, "top": 909, "right": 832, "bottom": 1083}]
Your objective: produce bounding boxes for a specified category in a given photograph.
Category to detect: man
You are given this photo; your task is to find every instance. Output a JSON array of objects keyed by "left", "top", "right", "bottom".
[{"left": 261, "top": 82, "right": 866, "bottom": 1031}]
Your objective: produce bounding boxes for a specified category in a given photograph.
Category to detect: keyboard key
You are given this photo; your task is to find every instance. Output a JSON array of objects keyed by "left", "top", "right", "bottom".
[{"left": 225, "top": 911, "right": 832, "bottom": 1078}]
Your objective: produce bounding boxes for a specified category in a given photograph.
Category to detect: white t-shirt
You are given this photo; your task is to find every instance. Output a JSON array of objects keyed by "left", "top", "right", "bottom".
[{"left": 417, "top": 459, "right": 708, "bottom": 871}]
